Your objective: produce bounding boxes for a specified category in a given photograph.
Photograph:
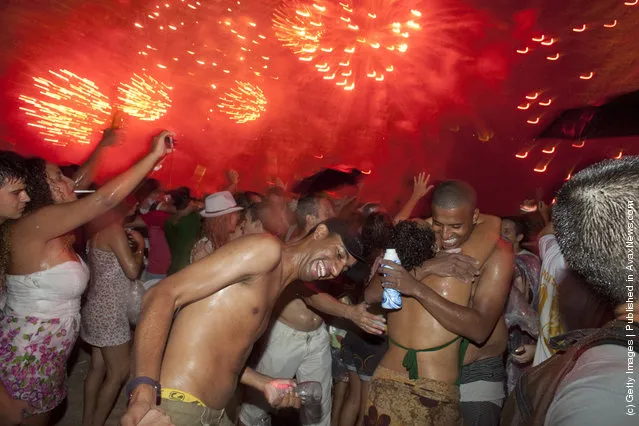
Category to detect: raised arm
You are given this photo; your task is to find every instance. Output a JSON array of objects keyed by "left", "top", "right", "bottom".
[
  {"left": 19, "top": 130, "right": 171, "bottom": 242},
  {"left": 225, "top": 169, "right": 239, "bottom": 193},
  {"left": 72, "top": 128, "right": 118, "bottom": 190},
  {"left": 393, "top": 173, "right": 433, "bottom": 223},
  {"left": 126, "top": 234, "right": 282, "bottom": 415}
]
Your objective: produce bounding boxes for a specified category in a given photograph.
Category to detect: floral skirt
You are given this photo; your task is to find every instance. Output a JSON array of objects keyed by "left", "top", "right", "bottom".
[{"left": 0, "top": 312, "right": 80, "bottom": 413}]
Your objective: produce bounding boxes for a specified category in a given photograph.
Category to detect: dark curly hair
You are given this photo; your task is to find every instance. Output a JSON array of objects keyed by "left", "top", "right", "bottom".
[
  {"left": 23, "top": 157, "right": 54, "bottom": 214},
  {"left": 361, "top": 212, "right": 394, "bottom": 262},
  {"left": 392, "top": 220, "right": 436, "bottom": 271}
]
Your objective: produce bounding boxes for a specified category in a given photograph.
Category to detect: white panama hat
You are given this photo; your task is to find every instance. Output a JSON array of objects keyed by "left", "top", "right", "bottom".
[{"left": 200, "top": 191, "right": 243, "bottom": 218}]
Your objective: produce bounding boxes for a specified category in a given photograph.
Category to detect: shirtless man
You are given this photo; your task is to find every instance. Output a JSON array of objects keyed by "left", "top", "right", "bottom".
[
  {"left": 364, "top": 181, "right": 512, "bottom": 425},
  {"left": 121, "top": 218, "right": 363, "bottom": 426},
  {"left": 239, "top": 194, "right": 386, "bottom": 426}
]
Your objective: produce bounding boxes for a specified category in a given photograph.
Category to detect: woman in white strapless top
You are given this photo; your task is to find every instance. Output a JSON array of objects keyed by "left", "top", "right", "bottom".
[
  {"left": 1, "top": 258, "right": 89, "bottom": 413},
  {"left": 0, "top": 130, "right": 170, "bottom": 424}
]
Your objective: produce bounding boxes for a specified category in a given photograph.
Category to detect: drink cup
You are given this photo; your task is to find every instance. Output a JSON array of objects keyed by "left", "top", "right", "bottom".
[{"left": 296, "top": 381, "right": 322, "bottom": 405}]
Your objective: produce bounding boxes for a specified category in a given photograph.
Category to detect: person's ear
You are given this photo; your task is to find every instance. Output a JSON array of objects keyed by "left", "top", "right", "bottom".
[
  {"left": 517, "top": 234, "right": 524, "bottom": 243},
  {"left": 313, "top": 224, "right": 329, "bottom": 240},
  {"left": 472, "top": 208, "right": 480, "bottom": 224}
]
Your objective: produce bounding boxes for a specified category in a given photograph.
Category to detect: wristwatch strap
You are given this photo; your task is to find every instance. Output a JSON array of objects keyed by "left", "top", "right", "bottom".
[{"left": 126, "top": 376, "right": 162, "bottom": 405}]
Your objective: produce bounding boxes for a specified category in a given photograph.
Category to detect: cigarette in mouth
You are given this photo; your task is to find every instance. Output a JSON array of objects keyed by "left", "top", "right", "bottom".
[{"left": 73, "top": 190, "right": 96, "bottom": 193}]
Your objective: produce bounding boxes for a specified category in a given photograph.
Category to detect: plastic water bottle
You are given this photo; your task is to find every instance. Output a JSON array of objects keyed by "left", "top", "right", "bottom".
[
  {"left": 381, "top": 248, "right": 402, "bottom": 310},
  {"left": 296, "top": 381, "right": 322, "bottom": 405}
]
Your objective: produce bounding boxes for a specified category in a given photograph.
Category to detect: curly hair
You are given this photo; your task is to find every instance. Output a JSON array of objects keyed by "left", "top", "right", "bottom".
[
  {"left": 392, "top": 220, "right": 436, "bottom": 271},
  {"left": 361, "top": 212, "right": 394, "bottom": 262},
  {"left": 23, "top": 157, "right": 54, "bottom": 214}
]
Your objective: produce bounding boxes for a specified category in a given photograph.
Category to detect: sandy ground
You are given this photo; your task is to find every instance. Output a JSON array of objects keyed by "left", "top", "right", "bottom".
[{"left": 55, "top": 346, "right": 127, "bottom": 426}]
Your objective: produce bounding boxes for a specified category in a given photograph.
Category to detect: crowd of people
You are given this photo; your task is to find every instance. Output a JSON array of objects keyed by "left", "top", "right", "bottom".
[{"left": 0, "top": 128, "right": 636, "bottom": 426}]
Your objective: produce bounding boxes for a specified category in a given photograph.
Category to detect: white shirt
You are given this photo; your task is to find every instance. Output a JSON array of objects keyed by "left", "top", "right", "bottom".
[
  {"left": 533, "top": 234, "right": 569, "bottom": 366},
  {"left": 545, "top": 344, "right": 636, "bottom": 425}
]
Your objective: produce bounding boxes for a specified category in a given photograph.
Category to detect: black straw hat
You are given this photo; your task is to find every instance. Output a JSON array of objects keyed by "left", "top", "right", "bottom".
[{"left": 321, "top": 218, "right": 365, "bottom": 263}]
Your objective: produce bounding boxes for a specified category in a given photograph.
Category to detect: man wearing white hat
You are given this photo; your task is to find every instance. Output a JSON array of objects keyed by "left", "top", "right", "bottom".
[{"left": 190, "top": 191, "right": 243, "bottom": 264}]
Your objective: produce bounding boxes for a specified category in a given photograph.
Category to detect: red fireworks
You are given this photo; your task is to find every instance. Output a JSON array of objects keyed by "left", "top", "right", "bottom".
[
  {"left": 18, "top": 69, "right": 112, "bottom": 146},
  {"left": 217, "top": 80, "right": 267, "bottom": 123},
  {"left": 132, "top": 0, "right": 276, "bottom": 123},
  {"left": 117, "top": 73, "right": 172, "bottom": 121},
  {"left": 273, "top": 0, "right": 423, "bottom": 91}
]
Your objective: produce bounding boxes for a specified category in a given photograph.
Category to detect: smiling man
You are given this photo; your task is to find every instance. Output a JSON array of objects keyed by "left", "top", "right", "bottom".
[
  {"left": 365, "top": 181, "right": 512, "bottom": 426},
  {"left": 122, "top": 218, "right": 362, "bottom": 426},
  {"left": 431, "top": 181, "right": 512, "bottom": 426}
]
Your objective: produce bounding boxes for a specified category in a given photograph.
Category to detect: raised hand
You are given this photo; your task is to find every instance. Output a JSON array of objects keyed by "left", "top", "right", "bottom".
[
  {"left": 151, "top": 130, "right": 175, "bottom": 160},
  {"left": 538, "top": 200, "right": 551, "bottom": 224},
  {"left": 275, "top": 177, "right": 287, "bottom": 190},
  {"left": 98, "top": 127, "right": 120, "bottom": 147},
  {"left": 412, "top": 172, "right": 434, "bottom": 200},
  {"left": 519, "top": 199, "right": 537, "bottom": 213},
  {"left": 227, "top": 169, "right": 240, "bottom": 185}
]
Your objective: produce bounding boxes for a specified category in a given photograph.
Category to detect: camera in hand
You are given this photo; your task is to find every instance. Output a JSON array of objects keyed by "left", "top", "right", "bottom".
[{"left": 164, "top": 135, "right": 174, "bottom": 149}]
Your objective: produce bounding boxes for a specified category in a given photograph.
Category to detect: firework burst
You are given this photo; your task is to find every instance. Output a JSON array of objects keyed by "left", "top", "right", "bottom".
[
  {"left": 117, "top": 73, "right": 172, "bottom": 121},
  {"left": 132, "top": 0, "right": 278, "bottom": 122},
  {"left": 273, "top": 0, "right": 423, "bottom": 91},
  {"left": 18, "top": 69, "right": 112, "bottom": 145},
  {"left": 217, "top": 80, "right": 267, "bottom": 124}
]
